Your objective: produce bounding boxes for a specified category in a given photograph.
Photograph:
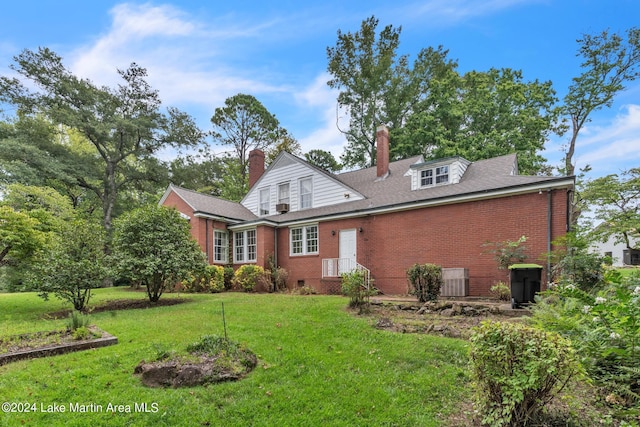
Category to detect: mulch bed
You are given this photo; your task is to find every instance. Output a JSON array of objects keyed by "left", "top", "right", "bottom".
[{"left": 43, "top": 297, "right": 191, "bottom": 319}]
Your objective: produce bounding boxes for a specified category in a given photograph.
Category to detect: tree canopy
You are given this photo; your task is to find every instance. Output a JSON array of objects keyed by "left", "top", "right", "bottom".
[
  {"left": 210, "top": 93, "right": 281, "bottom": 184},
  {"left": 327, "top": 16, "right": 559, "bottom": 175},
  {"left": 0, "top": 48, "right": 203, "bottom": 230},
  {"left": 581, "top": 168, "right": 640, "bottom": 250}
]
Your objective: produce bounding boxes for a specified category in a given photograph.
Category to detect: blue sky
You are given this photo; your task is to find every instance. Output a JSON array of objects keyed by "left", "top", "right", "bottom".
[{"left": 1, "top": 0, "right": 639, "bottom": 180}]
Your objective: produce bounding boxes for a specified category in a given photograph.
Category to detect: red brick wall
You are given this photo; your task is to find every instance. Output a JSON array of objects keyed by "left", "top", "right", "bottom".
[
  {"left": 163, "top": 187, "right": 570, "bottom": 297},
  {"left": 277, "top": 188, "right": 569, "bottom": 296}
]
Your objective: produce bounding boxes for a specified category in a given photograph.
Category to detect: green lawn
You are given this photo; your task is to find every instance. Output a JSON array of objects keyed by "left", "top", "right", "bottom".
[{"left": 0, "top": 288, "right": 471, "bottom": 426}]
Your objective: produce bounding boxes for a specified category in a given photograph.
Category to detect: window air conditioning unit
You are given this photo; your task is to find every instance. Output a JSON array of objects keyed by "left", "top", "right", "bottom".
[{"left": 276, "top": 203, "right": 290, "bottom": 213}]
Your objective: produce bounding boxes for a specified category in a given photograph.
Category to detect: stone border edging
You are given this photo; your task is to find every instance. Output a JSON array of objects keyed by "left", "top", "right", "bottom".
[{"left": 0, "top": 328, "right": 118, "bottom": 366}]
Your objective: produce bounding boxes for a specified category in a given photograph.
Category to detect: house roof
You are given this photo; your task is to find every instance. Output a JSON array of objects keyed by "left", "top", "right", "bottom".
[
  {"left": 261, "top": 153, "right": 573, "bottom": 223},
  {"left": 160, "top": 184, "right": 257, "bottom": 222},
  {"left": 160, "top": 153, "right": 574, "bottom": 226}
]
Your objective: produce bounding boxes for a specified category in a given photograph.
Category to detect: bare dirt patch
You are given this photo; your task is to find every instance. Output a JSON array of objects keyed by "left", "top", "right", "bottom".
[{"left": 368, "top": 298, "right": 527, "bottom": 339}]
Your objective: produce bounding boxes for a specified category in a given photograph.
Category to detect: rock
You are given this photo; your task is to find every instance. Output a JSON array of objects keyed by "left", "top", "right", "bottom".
[
  {"left": 376, "top": 318, "right": 394, "bottom": 329},
  {"left": 440, "top": 308, "right": 455, "bottom": 317},
  {"left": 452, "top": 303, "right": 463, "bottom": 315}
]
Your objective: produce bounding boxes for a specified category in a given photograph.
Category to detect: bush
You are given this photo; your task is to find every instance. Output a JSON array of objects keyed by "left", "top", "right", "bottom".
[
  {"left": 182, "top": 265, "right": 225, "bottom": 293},
  {"left": 490, "top": 282, "right": 511, "bottom": 301},
  {"left": 470, "top": 321, "right": 581, "bottom": 427},
  {"left": 531, "top": 270, "right": 640, "bottom": 408},
  {"left": 341, "top": 269, "right": 373, "bottom": 312},
  {"left": 223, "top": 266, "right": 235, "bottom": 290},
  {"left": 406, "top": 263, "right": 442, "bottom": 303},
  {"left": 232, "top": 265, "right": 265, "bottom": 292},
  {"left": 67, "top": 310, "right": 90, "bottom": 331}
]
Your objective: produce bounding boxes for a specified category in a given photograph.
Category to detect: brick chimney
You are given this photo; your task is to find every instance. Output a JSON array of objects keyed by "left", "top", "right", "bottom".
[
  {"left": 248, "top": 148, "right": 265, "bottom": 189},
  {"left": 376, "top": 125, "right": 390, "bottom": 179}
]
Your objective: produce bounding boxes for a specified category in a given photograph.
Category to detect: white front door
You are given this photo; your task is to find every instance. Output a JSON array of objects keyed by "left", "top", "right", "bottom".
[{"left": 339, "top": 229, "right": 357, "bottom": 274}]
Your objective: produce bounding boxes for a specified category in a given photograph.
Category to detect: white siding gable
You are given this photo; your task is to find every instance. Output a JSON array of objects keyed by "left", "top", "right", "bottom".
[{"left": 242, "top": 152, "right": 364, "bottom": 216}]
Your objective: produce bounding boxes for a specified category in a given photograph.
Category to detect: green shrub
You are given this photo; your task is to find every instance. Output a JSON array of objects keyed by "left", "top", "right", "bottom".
[
  {"left": 182, "top": 265, "right": 225, "bottom": 293},
  {"left": 490, "top": 281, "right": 511, "bottom": 301},
  {"left": 223, "top": 266, "right": 235, "bottom": 290},
  {"left": 470, "top": 321, "right": 581, "bottom": 427},
  {"left": 341, "top": 269, "right": 373, "bottom": 312},
  {"left": 67, "top": 310, "right": 90, "bottom": 331},
  {"left": 232, "top": 265, "right": 265, "bottom": 292},
  {"left": 531, "top": 271, "right": 640, "bottom": 408},
  {"left": 406, "top": 263, "right": 442, "bottom": 303}
]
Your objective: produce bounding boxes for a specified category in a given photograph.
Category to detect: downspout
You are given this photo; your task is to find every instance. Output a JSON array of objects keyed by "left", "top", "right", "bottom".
[
  {"left": 274, "top": 226, "right": 278, "bottom": 268},
  {"left": 205, "top": 219, "right": 210, "bottom": 264},
  {"left": 547, "top": 189, "right": 552, "bottom": 284}
]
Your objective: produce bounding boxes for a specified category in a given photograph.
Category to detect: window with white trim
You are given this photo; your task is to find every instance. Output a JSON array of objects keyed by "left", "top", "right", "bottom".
[
  {"left": 419, "top": 165, "right": 449, "bottom": 187},
  {"left": 436, "top": 166, "right": 449, "bottom": 184},
  {"left": 234, "top": 229, "right": 257, "bottom": 263},
  {"left": 213, "top": 230, "right": 228, "bottom": 263},
  {"left": 259, "top": 187, "right": 270, "bottom": 216},
  {"left": 278, "top": 182, "right": 290, "bottom": 204},
  {"left": 299, "top": 177, "right": 312, "bottom": 209},
  {"left": 290, "top": 224, "right": 318, "bottom": 255},
  {"left": 420, "top": 169, "right": 433, "bottom": 186}
]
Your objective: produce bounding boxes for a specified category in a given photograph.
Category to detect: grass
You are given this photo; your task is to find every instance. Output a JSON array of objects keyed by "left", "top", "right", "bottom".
[{"left": 0, "top": 288, "right": 471, "bottom": 426}]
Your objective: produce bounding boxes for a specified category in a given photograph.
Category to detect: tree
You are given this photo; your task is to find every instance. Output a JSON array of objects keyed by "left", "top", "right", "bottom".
[
  {"left": 31, "top": 218, "right": 107, "bottom": 310},
  {"left": 112, "top": 205, "right": 206, "bottom": 302},
  {"left": 581, "top": 168, "right": 640, "bottom": 250},
  {"left": 265, "top": 128, "right": 302, "bottom": 165},
  {"left": 0, "top": 206, "right": 45, "bottom": 268},
  {"left": 327, "top": 17, "right": 556, "bottom": 175},
  {"left": 2, "top": 184, "right": 75, "bottom": 233},
  {"left": 327, "top": 16, "right": 408, "bottom": 168},
  {"left": 562, "top": 27, "right": 640, "bottom": 179},
  {"left": 0, "top": 48, "right": 204, "bottom": 231},
  {"left": 304, "top": 149, "right": 342, "bottom": 173},
  {"left": 169, "top": 146, "right": 227, "bottom": 195},
  {"left": 405, "top": 68, "right": 559, "bottom": 175},
  {"left": 210, "top": 93, "right": 280, "bottom": 182}
]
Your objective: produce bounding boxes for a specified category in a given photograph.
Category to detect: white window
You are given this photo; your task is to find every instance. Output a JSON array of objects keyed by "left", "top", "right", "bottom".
[
  {"left": 213, "top": 230, "right": 228, "bottom": 263},
  {"left": 299, "top": 177, "right": 312, "bottom": 209},
  {"left": 436, "top": 166, "right": 449, "bottom": 184},
  {"left": 420, "top": 165, "right": 449, "bottom": 187},
  {"left": 290, "top": 224, "right": 318, "bottom": 255},
  {"left": 259, "top": 188, "right": 270, "bottom": 216},
  {"left": 420, "top": 169, "right": 433, "bottom": 186},
  {"left": 234, "top": 229, "right": 257, "bottom": 263},
  {"left": 278, "top": 182, "right": 290, "bottom": 204}
]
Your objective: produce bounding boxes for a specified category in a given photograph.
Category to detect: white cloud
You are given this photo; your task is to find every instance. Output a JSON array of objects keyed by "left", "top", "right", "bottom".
[
  {"left": 295, "top": 73, "right": 347, "bottom": 158},
  {"left": 575, "top": 104, "right": 640, "bottom": 175},
  {"left": 400, "top": 0, "right": 538, "bottom": 24}
]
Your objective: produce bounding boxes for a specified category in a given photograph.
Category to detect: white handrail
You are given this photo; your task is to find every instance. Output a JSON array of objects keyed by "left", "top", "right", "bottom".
[{"left": 322, "top": 258, "right": 371, "bottom": 290}]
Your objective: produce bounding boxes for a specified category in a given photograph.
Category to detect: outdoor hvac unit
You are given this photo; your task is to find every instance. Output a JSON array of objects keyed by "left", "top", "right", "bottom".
[
  {"left": 441, "top": 268, "right": 469, "bottom": 297},
  {"left": 276, "top": 203, "right": 290, "bottom": 214}
]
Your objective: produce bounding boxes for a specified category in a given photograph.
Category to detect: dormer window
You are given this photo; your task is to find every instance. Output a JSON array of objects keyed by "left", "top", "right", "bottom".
[
  {"left": 411, "top": 157, "right": 468, "bottom": 191},
  {"left": 420, "top": 169, "right": 433, "bottom": 186},
  {"left": 436, "top": 166, "right": 449, "bottom": 184}
]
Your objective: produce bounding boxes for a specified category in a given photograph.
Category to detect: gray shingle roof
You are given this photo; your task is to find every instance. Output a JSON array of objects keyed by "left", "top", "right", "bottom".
[
  {"left": 264, "top": 153, "right": 572, "bottom": 223},
  {"left": 167, "top": 185, "right": 257, "bottom": 221},
  {"left": 164, "top": 154, "right": 573, "bottom": 225}
]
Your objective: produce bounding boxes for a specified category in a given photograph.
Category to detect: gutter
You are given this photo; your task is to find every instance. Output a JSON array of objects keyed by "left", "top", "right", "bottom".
[{"left": 273, "top": 177, "right": 575, "bottom": 227}]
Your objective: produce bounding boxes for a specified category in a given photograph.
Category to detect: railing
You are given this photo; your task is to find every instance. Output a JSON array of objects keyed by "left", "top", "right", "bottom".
[{"left": 322, "top": 258, "right": 371, "bottom": 290}]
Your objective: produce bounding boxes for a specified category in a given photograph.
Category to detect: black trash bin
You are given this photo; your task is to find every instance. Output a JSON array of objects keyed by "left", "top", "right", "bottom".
[{"left": 508, "top": 264, "right": 543, "bottom": 309}]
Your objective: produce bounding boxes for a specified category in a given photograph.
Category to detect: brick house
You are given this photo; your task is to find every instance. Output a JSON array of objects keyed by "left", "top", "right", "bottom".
[{"left": 160, "top": 126, "right": 574, "bottom": 296}]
